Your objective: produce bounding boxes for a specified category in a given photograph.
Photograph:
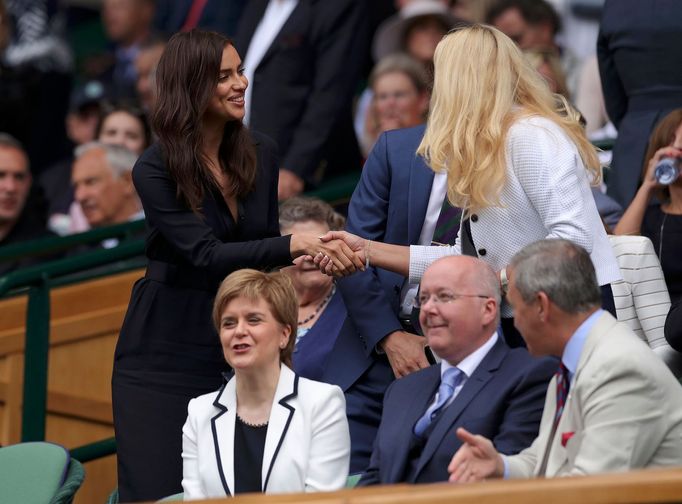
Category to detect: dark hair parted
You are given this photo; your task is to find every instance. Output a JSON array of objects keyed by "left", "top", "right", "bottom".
[
  {"left": 213, "top": 269, "right": 298, "bottom": 368},
  {"left": 510, "top": 239, "right": 601, "bottom": 314},
  {"left": 278, "top": 197, "right": 346, "bottom": 232},
  {"left": 152, "top": 29, "right": 256, "bottom": 213},
  {"left": 642, "top": 108, "right": 682, "bottom": 203},
  {"left": 97, "top": 100, "right": 152, "bottom": 151}
]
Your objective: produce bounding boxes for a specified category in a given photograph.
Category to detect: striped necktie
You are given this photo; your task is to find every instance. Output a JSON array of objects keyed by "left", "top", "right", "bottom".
[
  {"left": 553, "top": 363, "right": 570, "bottom": 428},
  {"left": 431, "top": 197, "right": 462, "bottom": 246}
]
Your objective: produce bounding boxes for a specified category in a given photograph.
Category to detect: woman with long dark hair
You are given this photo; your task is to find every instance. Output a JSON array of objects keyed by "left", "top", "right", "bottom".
[{"left": 111, "top": 30, "right": 361, "bottom": 502}]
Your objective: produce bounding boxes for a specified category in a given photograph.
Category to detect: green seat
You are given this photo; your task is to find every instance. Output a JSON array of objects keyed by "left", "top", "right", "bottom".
[
  {"left": 346, "top": 473, "right": 362, "bottom": 488},
  {"left": 157, "top": 492, "right": 184, "bottom": 501},
  {"left": 0, "top": 442, "right": 85, "bottom": 504}
]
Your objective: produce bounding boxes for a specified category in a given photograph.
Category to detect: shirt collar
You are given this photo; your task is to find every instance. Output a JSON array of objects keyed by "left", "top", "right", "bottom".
[
  {"left": 441, "top": 332, "right": 498, "bottom": 380},
  {"left": 561, "top": 309, "right": 603, "bottom": 380}
]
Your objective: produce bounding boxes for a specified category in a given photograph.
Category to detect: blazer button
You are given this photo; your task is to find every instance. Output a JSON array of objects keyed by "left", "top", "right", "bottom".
[
  {"left": 478, "top": 248, "right": 487, "bottom": 256},
  {"left": 471, "top": 214, "right": 478, "bottom": 222}
]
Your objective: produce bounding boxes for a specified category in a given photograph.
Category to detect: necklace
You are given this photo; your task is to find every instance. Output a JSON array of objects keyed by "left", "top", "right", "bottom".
[{"left": 298, "top": 284, "right": 336, "bottom": 326}]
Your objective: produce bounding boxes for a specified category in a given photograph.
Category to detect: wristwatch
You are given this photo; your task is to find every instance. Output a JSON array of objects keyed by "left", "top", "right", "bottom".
[{"left": 499, "top": 267, "right": 509, "bottom": 296}]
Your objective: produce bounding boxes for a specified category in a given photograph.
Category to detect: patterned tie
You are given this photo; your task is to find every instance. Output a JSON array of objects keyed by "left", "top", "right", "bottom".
[
  {"left": 431, "top": 197, "right": 463, "bottom": 246},
  {"left": 414, "top": 367, "right": 463, "bottom": 437},
  {"left": 553, "top": 362, "right": 570, "bottom": 428}
]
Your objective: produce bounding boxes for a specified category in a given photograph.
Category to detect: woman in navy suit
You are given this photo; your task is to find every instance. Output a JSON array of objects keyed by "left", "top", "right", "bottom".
[
  {"left": 182, "top": 269, "right": 350, "bottom": 498},
  {"left": 111, "top": 29, "right": 361, "bottom": 502}
]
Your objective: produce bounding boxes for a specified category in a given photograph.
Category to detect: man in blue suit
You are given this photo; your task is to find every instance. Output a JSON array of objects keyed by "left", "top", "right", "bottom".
[
  {"left": 318, "top": 125, "right": 431, "bottom": 473},
  {"left": 359, "top": 255, "right": 554, "bottom": 485},
  {"left": 337, "top": 125, "right": 439, "bottom": 380}
]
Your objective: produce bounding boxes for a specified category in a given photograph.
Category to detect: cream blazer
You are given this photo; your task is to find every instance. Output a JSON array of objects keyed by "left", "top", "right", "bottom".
[
  {"left": 608, "top": 235, "right": 682, "bottom": 377},
  {"left": 505, "top": 312, "right": 682, "bottom": 477},
  {"left": 409, "top": 116, "right": 621, "bottom": 317},
  {"left": 181, "top": 365, "right": 350, "bottom": 499}
]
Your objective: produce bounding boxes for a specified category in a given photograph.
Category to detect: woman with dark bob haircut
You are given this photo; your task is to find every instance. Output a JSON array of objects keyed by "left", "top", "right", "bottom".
[
  {"left": 182, "top": 269, "right": 350, "bottom": 498},
  {"left": 111, "top": 29, "right": 361, "bottom": 502}
]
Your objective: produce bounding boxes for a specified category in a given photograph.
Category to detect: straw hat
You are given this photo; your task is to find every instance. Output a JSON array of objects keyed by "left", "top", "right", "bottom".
[{"left": 372, "top": 0, "right": 458, "bottom": 61}]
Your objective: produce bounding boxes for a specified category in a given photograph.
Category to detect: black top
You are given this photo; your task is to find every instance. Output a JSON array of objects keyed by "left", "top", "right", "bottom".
[
  {"left": 234, "top": 416, "right": 268, "bottom": 495},
  {"left": 642, "top": 204, "right": 682, "bottom": 303}
]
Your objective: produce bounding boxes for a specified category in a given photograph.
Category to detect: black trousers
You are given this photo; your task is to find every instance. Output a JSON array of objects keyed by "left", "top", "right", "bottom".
[{"left": 500, "top": 284, "right": 617, "bottom": 348}]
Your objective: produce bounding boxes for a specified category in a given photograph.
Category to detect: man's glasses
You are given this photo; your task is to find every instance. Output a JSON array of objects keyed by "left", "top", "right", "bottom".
[{"left": 413, "top": 292, "right": 490, "bottom": 309}]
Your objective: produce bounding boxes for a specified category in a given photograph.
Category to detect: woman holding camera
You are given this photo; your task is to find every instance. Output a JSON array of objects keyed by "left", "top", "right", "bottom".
[{"left": 615, "top": 108, "right": 682, "bottom": 303}]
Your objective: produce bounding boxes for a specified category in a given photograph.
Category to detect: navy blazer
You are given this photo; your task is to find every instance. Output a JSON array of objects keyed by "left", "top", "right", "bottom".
[
  {"left": 234, "top": 0, "right": 368, "bottom": 183},
  {"left": 336, "top": 125, "right": 432, "bottom": 358},
  {"left": 598, "top": 0, "right": 682, "bottom": 206},
  {"left": 359, "top": 338, "right": 556, "bottom": 485}
]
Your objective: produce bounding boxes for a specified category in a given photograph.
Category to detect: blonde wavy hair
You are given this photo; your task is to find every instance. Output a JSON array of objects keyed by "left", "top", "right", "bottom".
[{"left": 417, "top": 24, "right": 600, "bottom": 212}]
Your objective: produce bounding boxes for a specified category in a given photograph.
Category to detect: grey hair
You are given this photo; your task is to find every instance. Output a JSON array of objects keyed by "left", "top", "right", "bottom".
[
  {"left": 510, "top": 239, "right": 601, "bottom": 313},
  {"left": 279, "top": 196, "right": 345, "bottom": 232},
  {"left": 369, "top": 53, "right": 431, "bottom": 94},
  {"left": 74, "top": 141, "right": 138, "bottom": 178}
]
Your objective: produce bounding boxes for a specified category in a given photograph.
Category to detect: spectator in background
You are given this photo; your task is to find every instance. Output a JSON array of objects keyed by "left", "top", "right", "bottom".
[
  {"left": 0, "top": 0, "right": 72, "bottom": 173},
  {"left": 597, "top": 0, "right": 682, "bottom": 207},
  {"left": 356, "top": 1, "right": 456, "bottom": 156},
  {"left": 39, "top": 80, "right": 106, "bottom": 235},
  {"left": 608, "top": 234, "right": 681, "bottom": 379},
  {"left": 46, "top": 102, "right": 151, "bottom": 236},
  {"left": 0, "top": 134, "right": 53, "bottom": 275},
  {"left": 372, "top": 0, "right": 457, "bottom": 71},
  {"left": 279, "top": 197, "right": 394, "bottom": 473},
  {"left": 134, "top": 38, "right": 166, "bottom": 113},
  {"left": 71, "top": 142, "right": 143, "bottom": 233},
  {"left": 486, "top": 0, "right": 570, "bottom": 97},
  {"left": 448, "top": 0, "right": 497, "bottom": 22},
  {"left": 235, "top": 0, "right": 369, "bottom": 199},
  {"left": 448, "top": 240, "right": 682, "bottom": 481},
  {"left": 360, "top": 54, "right": 430, "bottom": 157},
  {"left": 153, "top": 0, "right": 247, "bottom": 37},
  {"left": 358, "top": 256, "right": 554, "bottom": 485},
  {"left": 93, "top": 0, "right": 156, "bottom": 100},
  {"left": 614, "top": 109, "right": 682, "bottom": 304}
]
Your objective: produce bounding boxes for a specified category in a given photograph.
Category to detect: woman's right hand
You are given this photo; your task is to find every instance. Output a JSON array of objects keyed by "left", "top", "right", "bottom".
[{"left": 290, "top": 233, "right": 365, "bottom": 276}]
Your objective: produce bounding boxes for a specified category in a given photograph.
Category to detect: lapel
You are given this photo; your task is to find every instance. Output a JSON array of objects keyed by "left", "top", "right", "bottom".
[
  {"left": 413, "top": 338, "right": 507, "bottom": 479},
  {"left": 258, "top": 0, "right": 305, "bottom": 69},
  {"left": 537, "top": 313, "right": 617, "bottom": 476},
  {"left": 386, "top": 367, "right": 440, "bottom": 483},
  {"left": 210, "top": 375, "right": 237, "bottom": 497},
  {"left": 262, "top": 365, "right": 299, "bottom": 491},
  {"left": 407, "top": 153, "right": 435, "bottom": 244}
]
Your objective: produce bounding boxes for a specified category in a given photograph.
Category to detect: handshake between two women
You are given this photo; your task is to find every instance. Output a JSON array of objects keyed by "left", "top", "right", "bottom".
[{"left": 291, "top": 231, "right": 410, "bottom": 278}]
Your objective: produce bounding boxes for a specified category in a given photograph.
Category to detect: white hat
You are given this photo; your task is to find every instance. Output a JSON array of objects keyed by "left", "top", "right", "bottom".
[{"left": 372, "top": 0, "right": 459, "bottom": 62}]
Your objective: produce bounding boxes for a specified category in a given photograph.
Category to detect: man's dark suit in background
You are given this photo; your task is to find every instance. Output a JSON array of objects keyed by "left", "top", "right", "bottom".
[
  {"left": 234, "top": 0, "right": 368, "bottom": 193},
  {"left": 597, "top": 0, "right": 682, "bottom": 206}
]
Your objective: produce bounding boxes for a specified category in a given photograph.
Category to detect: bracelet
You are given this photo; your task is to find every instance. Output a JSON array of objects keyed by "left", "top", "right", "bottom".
[
  {"left": 499, "top": 267, "right": 509, "bottom": 296},
  {"left": 365, "top": 240, "right": 372, "bottom": 270}
]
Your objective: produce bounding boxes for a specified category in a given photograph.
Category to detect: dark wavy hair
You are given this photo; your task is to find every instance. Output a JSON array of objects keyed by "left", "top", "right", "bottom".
[{"left": 152, "top": 29, "right": 256, "bottom": 213}]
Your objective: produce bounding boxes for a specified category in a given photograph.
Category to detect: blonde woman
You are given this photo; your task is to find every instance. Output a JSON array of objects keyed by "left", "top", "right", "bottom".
[{"left": 319, "top": 25, "right": 621, "bottom": 346}]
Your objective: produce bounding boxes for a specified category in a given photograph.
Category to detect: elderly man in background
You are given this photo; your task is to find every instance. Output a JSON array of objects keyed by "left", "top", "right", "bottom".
[
  {"left": 449, "top": 239, "right": 682, "bottom": 482},
  {"left": 71, "top": 142, "right": 143, "bottom": 238},
  {"left": 359, "top": 255, "right": 555, "bottom": 485}
]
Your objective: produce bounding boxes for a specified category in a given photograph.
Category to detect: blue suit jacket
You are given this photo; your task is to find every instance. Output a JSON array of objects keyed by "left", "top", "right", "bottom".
[
  {"left": 318, "top": 125, "right": 430, "bottom": 473},
  {"left": 359, "top": 338, "right": 556, "bottom": 485},
  {"left": 335, "top": 125, "right": 432, "bottom": 360}
]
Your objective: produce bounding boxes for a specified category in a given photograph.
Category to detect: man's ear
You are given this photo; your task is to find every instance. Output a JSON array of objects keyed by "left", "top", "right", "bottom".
[{"left": 537, "top": 291, "right": 550, "bottom": 323}]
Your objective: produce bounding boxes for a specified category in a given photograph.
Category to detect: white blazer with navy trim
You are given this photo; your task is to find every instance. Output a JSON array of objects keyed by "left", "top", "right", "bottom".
[{"left": 181, "top": 364, "right": 350, "bottom": 500}]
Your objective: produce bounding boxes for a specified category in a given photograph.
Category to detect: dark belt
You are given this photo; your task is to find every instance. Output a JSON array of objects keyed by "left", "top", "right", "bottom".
[
  {"left": 399, "top": 317, "right": 415, "bottom": 333},
  {"left": 145, "top": 260, "right": 219, "bottom": 292}
]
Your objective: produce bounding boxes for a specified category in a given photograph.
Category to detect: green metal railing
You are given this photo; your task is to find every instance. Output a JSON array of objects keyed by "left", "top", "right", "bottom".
[
  {"left": 0, "top": 222, "right": 147, "bottom": 463},
  {"left": 0, "top": 175, "right": 361, "bottom": 463}
]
